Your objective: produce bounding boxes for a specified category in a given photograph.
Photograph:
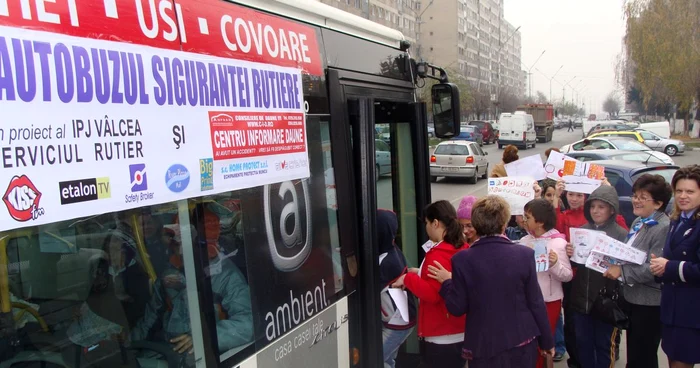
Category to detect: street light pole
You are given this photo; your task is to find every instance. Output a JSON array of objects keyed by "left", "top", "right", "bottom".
[
  {"left": 549, "top": 65, "right": 563, "bottom": 103},
  {"left": 562, "top": 76, "right": 577, "bottom": 103},
  {"left": 524, "top": 50, "right": 546, "bottom": 100},
  {"left": 572, "top": 79, "right": 583, "bottom": 101}
]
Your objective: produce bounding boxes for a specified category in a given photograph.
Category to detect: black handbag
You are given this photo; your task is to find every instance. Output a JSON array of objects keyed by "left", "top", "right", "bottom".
[{"left": 590, "top": 284, "right": 630, "bottom": 330}]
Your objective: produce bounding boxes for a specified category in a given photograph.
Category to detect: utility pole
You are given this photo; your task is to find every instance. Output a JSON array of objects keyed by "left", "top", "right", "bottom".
[
  {"left": 523, "top": 50, "right": 546, "bottom": 100},
  {"left": 549, "top": 65, "right": 563, "bottom": 102}
]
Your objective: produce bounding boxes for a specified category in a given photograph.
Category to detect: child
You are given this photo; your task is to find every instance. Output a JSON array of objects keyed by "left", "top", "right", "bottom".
[
  {"left": 377, "top": 209, "right": 417, "bottom": 368},
  {"left": 568, "top": 185, "right": 628, "bottom": 368},
  {"left": 519, "top": 199, "right": 573, "bottom": 368},
  {"left": 456, "top": 196, "right": 478, "bottom": 244}
]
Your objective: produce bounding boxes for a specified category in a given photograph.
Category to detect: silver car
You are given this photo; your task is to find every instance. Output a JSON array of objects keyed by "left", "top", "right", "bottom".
[
  {"left": 430, "top": 140, "right": 489, "bottom": 184},
  {"left": 635, "top": 129, "right": 685, "bottom": 156}
]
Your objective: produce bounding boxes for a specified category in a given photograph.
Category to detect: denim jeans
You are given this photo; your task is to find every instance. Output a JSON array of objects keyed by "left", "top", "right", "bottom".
[
  {"left": 555, "top": 311, "right": 566, "bottom": 355},
  {"left": 382, "top": 326, "right": 414, "bottom": 368},
  {"left": 572, "top": 311, "right": 618, "bottom": 368}
]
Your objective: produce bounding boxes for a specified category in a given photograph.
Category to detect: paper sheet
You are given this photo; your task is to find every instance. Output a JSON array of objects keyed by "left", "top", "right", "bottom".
[
  {"left": 585, "top": 251, "right": 625, "bottom": 281},
  {"left": 534, "top": 239, "right": 550, "bottom": 272},
  {"left": 487, "top": 177, "right": 535, "bottom": 215},
  {"left": 544, "top": 151, "right": 568, "bottom": 180},
  {"left": 388, "top": 288, "right": 409, "bottom": 322},
  {"left": 591, "top": 234, "right": 647, "bottom": 265},
  {"left": 562, "top": 175, "right": 602, "bottom": 194},
  {"left": 569, "top": 228, "right": 604, "bottom": 264},
  {"left": 505, "top": 154, "right": 547, "bottom": 180}
]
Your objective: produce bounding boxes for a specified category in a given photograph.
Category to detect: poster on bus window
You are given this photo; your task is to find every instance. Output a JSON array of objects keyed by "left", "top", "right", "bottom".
[{"left": 0, "top": 0, "right": 325, "bottom": 232}]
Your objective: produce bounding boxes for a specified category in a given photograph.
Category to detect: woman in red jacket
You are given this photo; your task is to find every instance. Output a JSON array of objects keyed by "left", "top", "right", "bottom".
[{"left": 393, "top": 200, "right": 467, "bottom": 368}]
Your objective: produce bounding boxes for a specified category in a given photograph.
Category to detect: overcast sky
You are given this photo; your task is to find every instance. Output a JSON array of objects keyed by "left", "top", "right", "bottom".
[{"left": 503, "top": 0, "right": 626, "bottom": 114}]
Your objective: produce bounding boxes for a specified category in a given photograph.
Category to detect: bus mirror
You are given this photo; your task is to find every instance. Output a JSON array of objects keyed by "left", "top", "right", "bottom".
[{"left": 431, "top": 83, "right": 460, "bottom": 138}]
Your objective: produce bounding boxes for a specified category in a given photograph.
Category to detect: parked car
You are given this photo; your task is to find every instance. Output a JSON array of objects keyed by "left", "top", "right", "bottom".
[
  {"left": 559, "top": 137, "right": 675, "bottom": 164},
  {"left": 565, "top": 149, "right": 670, "bottom": 165},
  {"left": 582, "top": 119, "right": 633, "bottom": 138},
  {"left": 584, "top": 122, "right": 639, "bottom": 138},
  {"left": 375, "top": 139, "right": 392, "bottom": 180},
  {"left": 430, "top": 140, "right": 489, "bottom": 184},
  {"left": 553, "top": 118, "right": 564, "bottom": 129},
  {"left": 594, "top": 160, "right": 678, "bottom": 226},
  {"left": 573, "top": 117, "right": 584, "bottom": 128},
  {"left": 427, "top": 123, "right": 435, "bottom": 138},
  {"left": 468, "top": 120, "right": 496, "bottom": 145},
  {"left": 454, "top": 126, "right": 484, "bottom": 146},
  {"left": 589, "top": 130, "right": 684, "bottom": 156}
]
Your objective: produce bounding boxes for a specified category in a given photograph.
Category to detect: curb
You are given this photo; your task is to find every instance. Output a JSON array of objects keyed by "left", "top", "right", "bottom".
[{"left": 692, "top": 147, "right": 700, "bottom": 151}]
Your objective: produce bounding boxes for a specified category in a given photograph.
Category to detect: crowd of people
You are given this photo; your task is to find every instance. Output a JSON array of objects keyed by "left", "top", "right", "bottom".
[{"left": 378, "top": 145, "right": 700, "bottom": 368}]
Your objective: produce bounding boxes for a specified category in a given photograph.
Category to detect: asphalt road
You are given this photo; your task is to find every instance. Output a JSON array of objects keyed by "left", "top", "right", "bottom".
[{"left": 426, "top": 127, "right": 700, "bottom": 368}]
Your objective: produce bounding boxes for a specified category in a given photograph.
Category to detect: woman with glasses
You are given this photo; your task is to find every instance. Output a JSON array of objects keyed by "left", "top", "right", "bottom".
[{"left": 603, "top": 174, "right": 671, "bottom": 368}]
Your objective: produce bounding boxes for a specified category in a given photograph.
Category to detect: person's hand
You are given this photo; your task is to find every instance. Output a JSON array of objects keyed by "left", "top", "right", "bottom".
[
  {"left": 548, "top": 250, "right": 558, "bottom": 267},
  {"left": 650, "top": 254, "right": 668, "bottom": 276},
  {"left": 170, "top": 334, "right": 194, "bottom": 354},
  {"left": 392, "top": 274, "right": 407, "bottom": 289},
  {"left": 407, "top": 267, "right": 420, "bottom": 274},
  {"left": 555, "top": 180, "right": 565, "bottom": 196},
  {"left": 565, "top": 243, "right": 574, "bottom": 258},
  {"left": 427, "top": 261, "right": 452, "bottom": 284},
  {"left": 533, "top": 182, "right": 542, "bottom": 198},
  {"left": 603, "top": 265, "right": 622, "bottom": 280},
  {"left": 542, "top": 347, "right": 555, "bottom": 357}
]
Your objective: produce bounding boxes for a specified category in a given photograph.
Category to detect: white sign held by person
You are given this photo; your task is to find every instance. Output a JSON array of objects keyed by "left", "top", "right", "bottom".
[
  {"left": 487, "top": 177, "right": 535, "bottom": 215},
  {"left": 505, "top": 154, "right": 547, "bottom": 180},
  {"left": 569, "top": 228, "right": 605, "bottom": 264}
]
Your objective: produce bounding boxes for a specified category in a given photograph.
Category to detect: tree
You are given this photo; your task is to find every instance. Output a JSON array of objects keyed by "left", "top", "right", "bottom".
[
  {"left": 603, "top": 93, "right": 622, "bottom": 117},
  {"left": 535, "top": 91, "right": 549, "bottom": 104},
  {"left": 623, "top": 0, "right": 700, "bottom": 134}
]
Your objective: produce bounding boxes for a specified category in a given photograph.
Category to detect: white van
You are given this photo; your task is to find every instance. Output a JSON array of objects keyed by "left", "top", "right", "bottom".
[
  {"left": 498, "top": 112, "right": 537, "bottom": 149},
  {"left": 638, "top": 121, "right": 671, "bottom": 138}
]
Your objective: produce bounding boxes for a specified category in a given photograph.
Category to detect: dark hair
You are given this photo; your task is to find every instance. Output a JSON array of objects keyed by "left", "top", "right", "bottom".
[
  {"left": 471, "top": 196, "right": 511, "bottom": 236},
  {"left": 632, "top": 174, "right": 672, "bottom": 212},
  {"left": 540, "top": 179, "right": 557, "bottom": 198},
  {"left": 502, "top": 145, "right": 519, "bottom": 164},
  {"left": 524, "top": 199, "right": 557, "bottom": 231},
  {"left": 670, "top": 165, "right": 700, "bottom": 220},
  {"left": 424, "top": 200, "right": 464, "bottom": 248},
  {"left": 544, "top": 147, "right": 560, "bottom": 159}
]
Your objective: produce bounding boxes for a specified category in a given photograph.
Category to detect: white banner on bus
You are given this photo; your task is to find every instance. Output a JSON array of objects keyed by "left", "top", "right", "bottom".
[{"left": 0, "top": 26, "right": 310, "bottom": 231}]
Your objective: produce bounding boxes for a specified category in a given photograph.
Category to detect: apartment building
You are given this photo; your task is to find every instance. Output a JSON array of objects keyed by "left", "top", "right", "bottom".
[
  {"left": 318, "top": 0, "right": 526, "bottom": 98},
  {"left": 317, "top": 0, "right": 420, "bottom": 42},
  {"left": 419, "top": 0, "right": 525, "bottom": 97}
]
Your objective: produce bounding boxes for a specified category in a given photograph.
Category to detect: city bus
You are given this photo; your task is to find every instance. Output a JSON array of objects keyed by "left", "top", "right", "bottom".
[{"left": 0, "top": 0, "right": 459, "bottom": 367}]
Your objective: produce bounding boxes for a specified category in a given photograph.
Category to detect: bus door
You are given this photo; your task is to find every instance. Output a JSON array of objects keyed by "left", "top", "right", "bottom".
[{"left": 328, "top": 69, "right": 431, "bottom": 367}]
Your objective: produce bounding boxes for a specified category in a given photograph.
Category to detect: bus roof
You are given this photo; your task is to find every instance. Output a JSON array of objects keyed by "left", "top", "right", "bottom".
[{"left": 233, "top": 0, "right": 407, "bottom": 49}]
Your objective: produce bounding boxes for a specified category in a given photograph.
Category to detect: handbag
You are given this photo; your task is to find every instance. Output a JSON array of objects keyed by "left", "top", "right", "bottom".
[{"left": 590, "top": 284, "right": 630, "bottom": 330}]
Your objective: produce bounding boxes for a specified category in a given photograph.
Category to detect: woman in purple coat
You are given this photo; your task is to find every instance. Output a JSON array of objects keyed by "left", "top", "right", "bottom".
[{"left": 429, "top": 195, "right": 554, "bottom": 367}]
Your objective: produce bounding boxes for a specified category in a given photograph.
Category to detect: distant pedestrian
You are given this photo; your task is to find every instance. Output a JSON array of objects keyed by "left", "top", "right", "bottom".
[{"left": 567, "top": 119, "right": 574, "bottom": 132}]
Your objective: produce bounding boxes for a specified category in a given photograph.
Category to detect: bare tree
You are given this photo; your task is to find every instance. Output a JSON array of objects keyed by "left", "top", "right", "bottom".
[
  {"left": 603, "top": 93, "right": 622, "bottom": 117},
  {"left": 535, "top": 91, "right": 549, "bottom": 104}
]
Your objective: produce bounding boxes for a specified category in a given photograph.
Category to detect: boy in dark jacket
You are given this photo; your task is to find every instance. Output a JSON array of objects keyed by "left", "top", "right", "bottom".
[
  {"left": 568, "top": 185, "right": 628, "bottom": 368},
  {"left": 377, "top": 210, "right": 416, "bottom": 368}
]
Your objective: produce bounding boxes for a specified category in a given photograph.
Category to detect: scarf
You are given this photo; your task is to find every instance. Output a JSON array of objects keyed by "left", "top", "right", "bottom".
[{"left": 627, "top": 215, "right": 658, "bottom": 239}]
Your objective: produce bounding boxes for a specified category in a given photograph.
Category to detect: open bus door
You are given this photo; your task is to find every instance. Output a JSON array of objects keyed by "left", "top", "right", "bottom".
[{"left": 327, "top": 63, "right": 460, "bottom": 367}]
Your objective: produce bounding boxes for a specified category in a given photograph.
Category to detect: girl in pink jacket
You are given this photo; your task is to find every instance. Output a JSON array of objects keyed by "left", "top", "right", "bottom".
[{"left": 518, "top": 199, "right": 573, "bottom": 368}]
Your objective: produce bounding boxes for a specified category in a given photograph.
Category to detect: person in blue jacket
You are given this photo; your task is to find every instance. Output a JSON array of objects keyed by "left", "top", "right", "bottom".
[
  {"left": 131, "top": 210, "right": 253, "bottom": 360},
  {"left": 651, "top": 165, "right": 700, "bottom": 367}
]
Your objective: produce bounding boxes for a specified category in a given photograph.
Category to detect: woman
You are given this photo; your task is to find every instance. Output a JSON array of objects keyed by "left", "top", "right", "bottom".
[
  {"left": 602, "top": 174, "right": 671, "bottom": 368},
  {"left": 540, "top": 179, "right": 558, "bottom": 207},
  {"left": 519, "top": 199, "right": 573, "bottom": 368},
  {"left": 429, "top": 195, "right": 554, "bottom": 367},
  {"left": 489, "top": 145, "right": 519, "bottom": 178},
  {"left": 392, "top": 200, "right": 467, "bottom": 367},
  {"left": 377, "top": 210, "right": 416, "bottom": 368},
  {"left": 651, "top": 165, "right": 700, "bottom": 368},
  {"left": 457, "top": 196, "right": 477, "bottom": 244}
]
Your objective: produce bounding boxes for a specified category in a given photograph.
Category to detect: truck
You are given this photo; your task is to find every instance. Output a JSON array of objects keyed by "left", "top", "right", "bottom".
[{"left": 516, "top": 103, "right": 554, "bottom": 143}]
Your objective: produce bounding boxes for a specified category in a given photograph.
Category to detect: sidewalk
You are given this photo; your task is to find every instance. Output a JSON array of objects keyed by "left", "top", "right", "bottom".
[{"left": 554, "top": 332, "right": 669, "bottom": 367}]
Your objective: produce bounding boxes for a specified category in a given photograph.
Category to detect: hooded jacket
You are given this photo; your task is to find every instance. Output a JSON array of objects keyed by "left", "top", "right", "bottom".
[
  {"left": 569, "top": 185, "right": 629, "bottom": 314},
  {"left": 377, "top": 210, "right": 417, "bottom": 329},
  {"left": 556, "top": 204, "right": 629, "bottom": 242}
]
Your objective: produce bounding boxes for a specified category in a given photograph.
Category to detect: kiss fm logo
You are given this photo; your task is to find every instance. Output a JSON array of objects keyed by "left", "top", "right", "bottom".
[
  {"left": 264, "top": 180, "right": 312, "bottom": 272},
  {"left": 3, "top": 175, "right": 44, "bottom": 222},
  {"left": 276, "top": 159, "right": 308, "bottom": 171}
]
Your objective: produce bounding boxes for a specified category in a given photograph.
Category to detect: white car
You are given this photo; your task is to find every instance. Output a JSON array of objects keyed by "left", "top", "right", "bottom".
[
  {"left": 430, "top": 140, "right": 489, "bottom": 184},
  {"left": 560, "top": 137, "right": 674, "bottom": 165}
]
